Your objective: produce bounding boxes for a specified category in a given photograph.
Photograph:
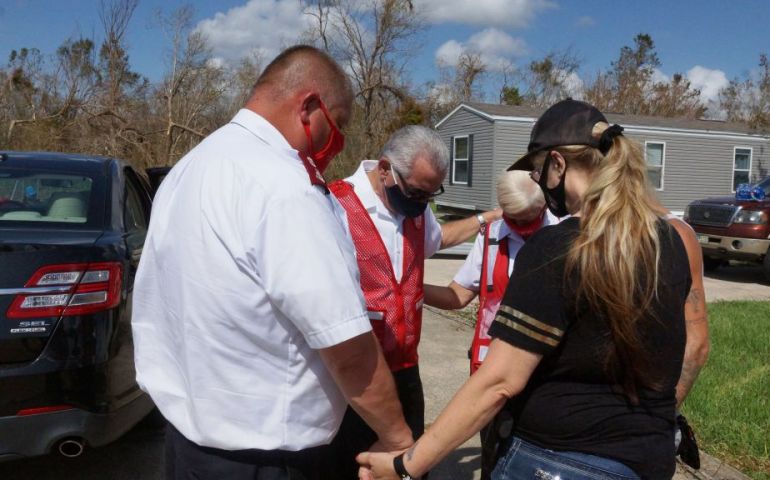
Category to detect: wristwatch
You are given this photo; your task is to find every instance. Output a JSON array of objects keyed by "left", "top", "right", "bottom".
[
  {"left": 475, "top": 213, "right": 487, "bottom": 227},
  {"left": 393, "top": 453, "right": 415, "bottom": 479}
]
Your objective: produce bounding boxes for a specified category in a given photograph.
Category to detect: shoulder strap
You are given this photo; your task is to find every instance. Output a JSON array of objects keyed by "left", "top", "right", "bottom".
[{"left": 478, "top": 225, "right": 491, "bottom": 302}]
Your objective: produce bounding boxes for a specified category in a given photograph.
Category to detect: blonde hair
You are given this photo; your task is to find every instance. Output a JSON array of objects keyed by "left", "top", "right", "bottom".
[
  {"left": 496, "top": 170, "right": 545, "bottom": 219},
  {"left": 559, "top": 122, "right": 663, "bottom": 402}
]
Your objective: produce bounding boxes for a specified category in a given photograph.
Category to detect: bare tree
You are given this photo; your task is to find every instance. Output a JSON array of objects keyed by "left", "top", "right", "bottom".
[
  {"left": 584, "top": 33, "right": 658, "bottom": 114},
  {"left": 304, "top": 0, "right": 422, "bottom": 169},
  {"left": 4, "top": 47, "right": 48, "bottom": 145},
  {"left": 85, "top": 0, "right": 149, "bottom": 159},
  {"left": 153, "top": 5, "right": 224, "bottom": 166},
  {"left": 720, "top": 53, "right": 770, "bottom": 132},
  {"left": 423, "top": 52, "right": 486, "bottom": 127},
  {"left": 521, "top": 49, "right": 581, "bottom": 107},
  {"left": 649, "top": 73, "right": 705, "bottom": 118},
  {"left": 456, "top": 52, "right": 486, "bottom": 102},
  {"left": 584, "top": 33, "right": 705, "bottom": 118}
]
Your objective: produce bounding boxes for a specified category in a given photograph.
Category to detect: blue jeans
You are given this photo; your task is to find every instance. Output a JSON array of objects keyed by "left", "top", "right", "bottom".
[{"left": 492, "top": 436, "right": 640, "bottom": 480}]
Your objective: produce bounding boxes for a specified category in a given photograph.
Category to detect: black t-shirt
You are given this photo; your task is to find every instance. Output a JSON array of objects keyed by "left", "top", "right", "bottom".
[{"left": 488, "top": 217, "right": 691, "bottom": 479}]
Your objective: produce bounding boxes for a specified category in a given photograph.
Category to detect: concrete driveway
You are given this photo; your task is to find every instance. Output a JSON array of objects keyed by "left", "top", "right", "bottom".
[{"left": 426, "top": 258, "right": 770, "bottom": 303}]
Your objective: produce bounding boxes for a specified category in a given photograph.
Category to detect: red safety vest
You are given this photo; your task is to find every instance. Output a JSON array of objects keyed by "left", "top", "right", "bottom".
[
  {"left": 469, "top": 225, "right": 511, "bottom": 374},
  {"left": 329, "top": 180, "right": 425, "bottom": 372}
]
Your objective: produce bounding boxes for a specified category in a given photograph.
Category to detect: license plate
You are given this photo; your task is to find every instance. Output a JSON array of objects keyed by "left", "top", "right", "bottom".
[{"left": 697, "top": 234, "right": 709, "bottom": 244}]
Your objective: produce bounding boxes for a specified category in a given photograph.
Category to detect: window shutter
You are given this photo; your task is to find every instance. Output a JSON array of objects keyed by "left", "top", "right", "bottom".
[
  {"left": 449, "top": 136, "right": 455, "bottom": 185},
  {"left": 467, "top": 134, "right": 474, "bottom": 187}
]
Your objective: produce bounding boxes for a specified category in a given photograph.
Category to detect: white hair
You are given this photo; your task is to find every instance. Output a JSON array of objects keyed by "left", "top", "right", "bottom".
[
  {"left": 380, "top": 125, "right": 449, "bottom": 178},
  {"left": 496, "top": 170, "right": 545, "bottom": 219}
]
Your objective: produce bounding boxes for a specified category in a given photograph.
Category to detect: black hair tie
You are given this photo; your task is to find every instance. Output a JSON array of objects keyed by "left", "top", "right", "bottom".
[{"left": 598, "top": 124, "right": 624, "bottom": 155}]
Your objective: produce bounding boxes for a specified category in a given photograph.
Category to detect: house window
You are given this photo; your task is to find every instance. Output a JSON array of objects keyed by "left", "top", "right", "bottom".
[
  {"left": 733, "top": 147, "right": 752, "bottom": 191},
  {"left": 645, "top": 142, "right": 665, "bottom": 190},
  {"left": 452, "top": 136, "right": 469, "bottom": 185}
]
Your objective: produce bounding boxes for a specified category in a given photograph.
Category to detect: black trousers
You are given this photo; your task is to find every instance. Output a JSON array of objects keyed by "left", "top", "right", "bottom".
[
  {"left": 325, "top": 365, "right": 425, "bottom": 480},
  {"left": 165, "top": 423, "right": 328, "bottom": 480}
]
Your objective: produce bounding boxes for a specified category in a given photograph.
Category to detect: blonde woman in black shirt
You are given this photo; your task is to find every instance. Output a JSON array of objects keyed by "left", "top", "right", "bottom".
[{"left": 357, "top": 99, "right": 708, "bottom": 480}]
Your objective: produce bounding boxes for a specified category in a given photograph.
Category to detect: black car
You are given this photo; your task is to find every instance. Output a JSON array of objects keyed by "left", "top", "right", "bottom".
[{"left": 0, "top": 151, "right": 166, "bottom": 461}]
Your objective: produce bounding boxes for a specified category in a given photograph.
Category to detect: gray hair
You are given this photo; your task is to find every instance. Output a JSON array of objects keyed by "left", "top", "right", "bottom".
[
  {"left": 496, "top": 170, "right": 545, "bottom": 219},
  {"left": 379, "top": 125, "right": 449, "bottom": 178}
]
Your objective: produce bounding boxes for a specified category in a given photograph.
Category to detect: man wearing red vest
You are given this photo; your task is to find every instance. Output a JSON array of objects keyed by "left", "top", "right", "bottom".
[
  {"left": 328, "top": 125, "right": 500, "bottom": 478},
  {"left": 423, "top": 169, "right": 559, "bottom": 479}
]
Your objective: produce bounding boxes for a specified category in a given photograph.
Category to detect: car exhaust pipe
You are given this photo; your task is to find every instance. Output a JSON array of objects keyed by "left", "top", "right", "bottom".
[{"left": 56, "top": 438, "right": 85, "bottom": 458}]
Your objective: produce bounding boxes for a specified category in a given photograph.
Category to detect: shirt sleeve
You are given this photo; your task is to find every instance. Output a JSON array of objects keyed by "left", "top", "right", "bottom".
[
  {"left": 488, "top": 233, "right": 568, "bottom": 355},
  {"left": 248, "top": 186, "right": 371, "bottom": 350},
  {"left": 452, "top": 231, "right": 484, "bottom": 292},
  {"left": 424, "top": 208, "right": 444, "bottom": 258}
]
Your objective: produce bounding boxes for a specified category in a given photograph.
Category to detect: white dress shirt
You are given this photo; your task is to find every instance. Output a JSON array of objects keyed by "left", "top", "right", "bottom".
[
  {"left": 453, "top": 212, "right": 559, "bottom": 291},
  {"left": 339, "top": 161, "right": 443, "bottom": 281},
  {"left": 131, "top": 109, "right": 371, "bottom": 451}
]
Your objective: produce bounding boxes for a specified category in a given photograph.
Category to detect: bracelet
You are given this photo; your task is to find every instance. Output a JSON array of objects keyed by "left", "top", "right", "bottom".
[
  {"left": 476, "top": 213, "right": 486, "bottom": 227},
  {"left": 393, "top": 453, "right": 415, "bottom": 479}
]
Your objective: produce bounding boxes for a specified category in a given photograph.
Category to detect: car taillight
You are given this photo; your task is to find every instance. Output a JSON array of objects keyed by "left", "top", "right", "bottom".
[
  {"left": 7, "top": 262, "right": 122, "bottom": 319},
  {"left": 16, "top": 405, "right": 74, "bottom": 416}
]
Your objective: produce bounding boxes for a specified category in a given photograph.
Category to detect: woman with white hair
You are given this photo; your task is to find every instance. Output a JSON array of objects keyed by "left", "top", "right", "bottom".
[{"left": 424, "top": 169, "right": 559, "bottom": 479}]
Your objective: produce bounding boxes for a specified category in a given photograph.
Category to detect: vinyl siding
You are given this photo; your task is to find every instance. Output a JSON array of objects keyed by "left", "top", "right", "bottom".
[
  {"left": 627, "top": 129, "right": 769, "bottom": 211},
  {"left": 493, "top": 119, "right": 536, "bottom": 183},
  {"left": 436, "top": 105, "right": 770, "bottom": 214},
  {"left": 436, "top": 109, "right": 495, "bottom": 211}
]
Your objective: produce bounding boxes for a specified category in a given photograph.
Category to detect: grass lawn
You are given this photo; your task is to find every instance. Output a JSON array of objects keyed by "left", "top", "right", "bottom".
[{"left": 681, "top": 301, "right": 770, "bottom": 479}]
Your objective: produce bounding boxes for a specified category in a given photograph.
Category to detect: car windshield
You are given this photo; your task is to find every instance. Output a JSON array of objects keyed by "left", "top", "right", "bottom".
[{"left": 0, "top": 168, "right": 94, "bottom": 225}]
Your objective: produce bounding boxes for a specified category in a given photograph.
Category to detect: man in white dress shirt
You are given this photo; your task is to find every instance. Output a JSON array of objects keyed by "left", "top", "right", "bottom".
[
  {"left": 131, "top": 45, "right": 412, "bottom": 480},
  {"left": 327, "top": 125, "right": 501, "bottom": 478}
]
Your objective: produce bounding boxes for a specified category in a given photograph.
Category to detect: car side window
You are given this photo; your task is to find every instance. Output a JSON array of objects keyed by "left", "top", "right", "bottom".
[{"left": 124, "top": 174, "right": 148, "bottom": 232}]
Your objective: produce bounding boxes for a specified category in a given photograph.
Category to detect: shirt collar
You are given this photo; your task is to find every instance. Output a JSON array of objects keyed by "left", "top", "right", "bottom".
[
  {"left": 346, "top": 160, "right": 403, "bottom": 221},
  {"left": 496, "top": 219, "right": 513, "bottom": 240},
  {"left": 230, "top": 108, "right": 294, "bottom": 153}
]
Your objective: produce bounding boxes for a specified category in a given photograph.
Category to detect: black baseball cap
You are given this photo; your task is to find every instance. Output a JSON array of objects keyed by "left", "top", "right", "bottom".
[{"left": 509, "top": 99, "right": 609, "bottom": 171}]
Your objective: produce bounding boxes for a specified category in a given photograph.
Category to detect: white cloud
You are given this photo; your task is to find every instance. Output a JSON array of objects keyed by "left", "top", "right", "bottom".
[
  {"left": 686, "top": 65, "right": 729, "bottom": 103},
  {"left": 421, "top": 0, "right": 555, "bottom": 28},
  {"left": 467, "top": 28, "right": 528, "bottom": 57},
  {"left": 576, "top": 16, "right": 595, "bottom": 28},
  {"left": 435, "top": 28, "right": 527, "bottom": 71},
  {"left": 194, "top": 0, "right": 311, "bottom": 66},
  {"left": 435, "top": 40, "right": 465, "bottom": 66}
]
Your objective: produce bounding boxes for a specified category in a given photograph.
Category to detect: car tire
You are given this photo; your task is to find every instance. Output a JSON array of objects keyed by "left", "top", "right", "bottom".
[{"left": 703, "top": 257, "right": 722, "bottom": 272}]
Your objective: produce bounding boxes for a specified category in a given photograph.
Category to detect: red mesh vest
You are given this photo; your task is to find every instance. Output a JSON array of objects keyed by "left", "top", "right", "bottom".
[{"left": 330, "top": 180, "right": 425, "bottom": 372}]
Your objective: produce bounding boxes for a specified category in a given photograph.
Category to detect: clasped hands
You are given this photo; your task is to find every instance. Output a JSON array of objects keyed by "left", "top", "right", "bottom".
[{"left": 356, "top": 438, "right": 417, "bottom": 480}]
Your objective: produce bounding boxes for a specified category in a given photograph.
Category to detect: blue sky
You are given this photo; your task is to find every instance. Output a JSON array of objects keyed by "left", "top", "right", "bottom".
[{"left": 2, "top": 0, "right": 769, "bottom": 107}]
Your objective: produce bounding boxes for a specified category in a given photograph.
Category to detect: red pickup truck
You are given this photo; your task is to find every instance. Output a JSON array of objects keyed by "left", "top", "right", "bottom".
[{"left": 683, "top": 176, "right": 770, "bottom": 281}]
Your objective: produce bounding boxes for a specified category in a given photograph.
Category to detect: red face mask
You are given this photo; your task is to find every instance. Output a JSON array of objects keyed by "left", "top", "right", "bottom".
[
  {"left": 303, "top": 100, "right": 345, "bottom": 173},
  {"left": 503, "top": 208, "right": 546, "bottom": 241}
]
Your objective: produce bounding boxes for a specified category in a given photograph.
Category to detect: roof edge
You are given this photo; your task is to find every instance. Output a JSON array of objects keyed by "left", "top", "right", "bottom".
[{"left": 435, "top": 103, "right": 498, "bottom": 128}]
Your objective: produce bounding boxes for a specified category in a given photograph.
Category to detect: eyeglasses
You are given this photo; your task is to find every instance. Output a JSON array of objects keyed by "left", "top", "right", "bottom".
[{"left": 392, "top": 168, "right": 445, "bottom": 201}]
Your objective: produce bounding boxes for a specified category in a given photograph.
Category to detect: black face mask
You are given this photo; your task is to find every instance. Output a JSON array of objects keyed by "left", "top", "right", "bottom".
[
  {"left": 384, "top": 183, "right": 428, "bottom": 218},
  {"left": 538, "top": 153, "right": 570, "bottom": 217}
]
